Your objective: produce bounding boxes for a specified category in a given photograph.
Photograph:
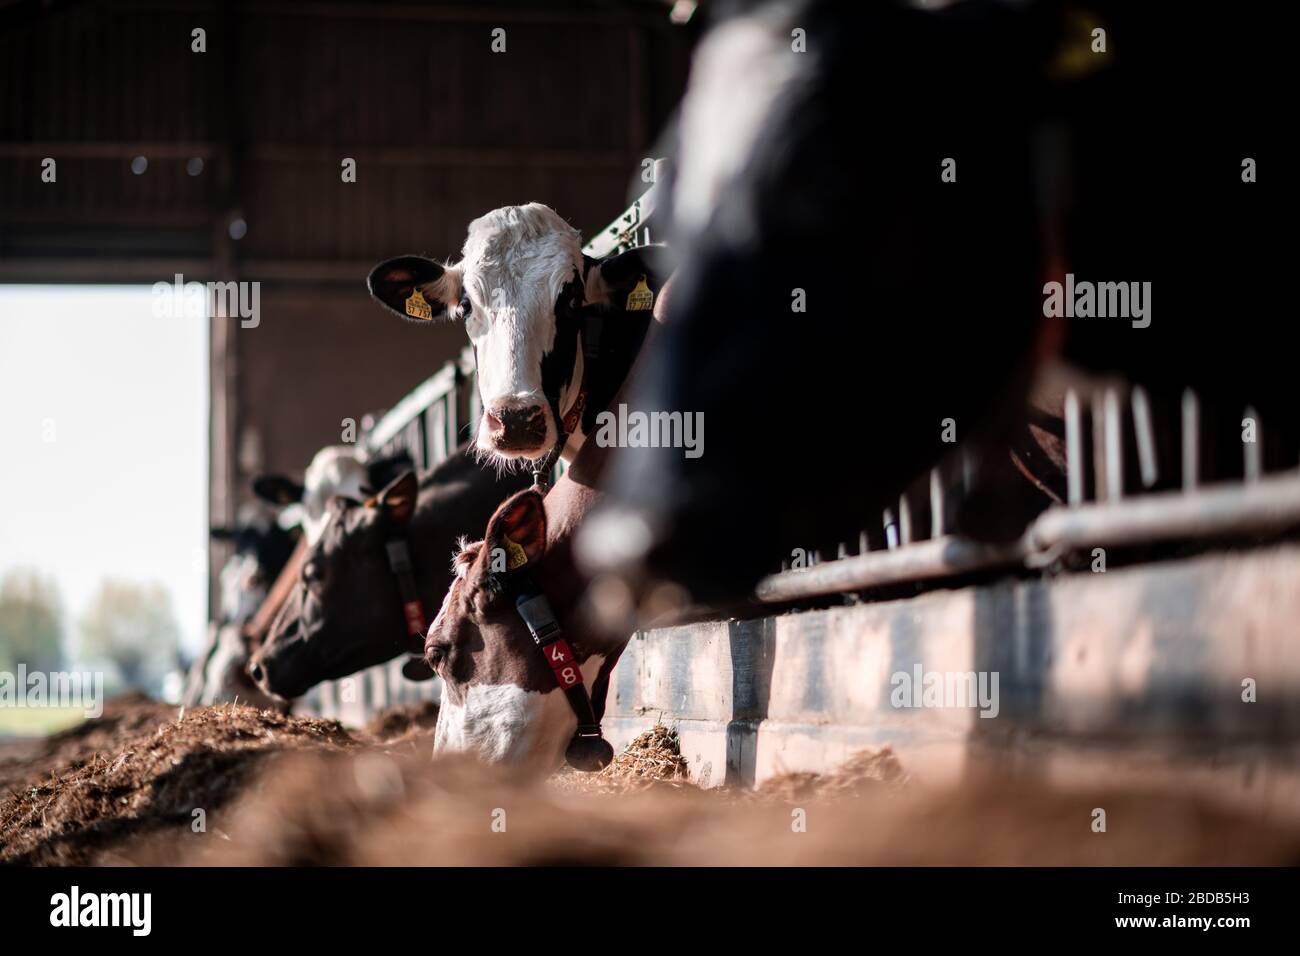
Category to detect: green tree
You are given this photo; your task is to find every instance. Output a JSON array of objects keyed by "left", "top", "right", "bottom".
[
  {"left": 79, "top": 580, "right": 180, "bottom": 690},
  {"left": 0, "top": 569, "right": 66, "bottom": 672}
]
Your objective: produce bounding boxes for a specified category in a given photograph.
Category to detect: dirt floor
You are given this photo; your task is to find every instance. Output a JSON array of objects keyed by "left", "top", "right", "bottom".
[{"left": 3, "top": 694, "right": 1299, "bottom": 866}]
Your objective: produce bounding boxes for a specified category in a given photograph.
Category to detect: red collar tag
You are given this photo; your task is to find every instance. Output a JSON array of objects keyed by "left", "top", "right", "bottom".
[
  {"left": 403, "top": 600, "right": 427, "bottom": 638},
  {"left": 561, "top": 390, "right": 587, "bottom": 436}
]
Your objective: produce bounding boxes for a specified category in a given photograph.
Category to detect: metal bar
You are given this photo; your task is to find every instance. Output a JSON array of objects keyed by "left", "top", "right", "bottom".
[
  {"left": 1182, "top": 388, "right": 1200, "bottom": 490},
  {"left": 883, "top": 509, "right": 899, "bottom": 550},
  {"left": 1065, "top": 388, "right": 1084, "bottom": 506},
  {"left": 1131, "top": 385, "right": 1159, "bottom": 489},
  {"left": 929, "top": 468, "right": 945, "bottom": 538},
  {"left": 757, "top": 473, "right": 1300, "bottom": 604},
  {"left": 582, "top": 162, "right": 667, "bottom": 258},
  {"left": 1104, "top": 385, "right": 1124, "bottom": 502},
  {"left": 1030, "top": 472, "right": 1300, "bottom": 552},
  {"left": 756, "top": 536, "right": 1026, "bottom": 603},
  {"left": 1243, "top": 406, "right": 1262, "bottom": 483},
  {"left": 899, "top": 495, "right": 913, "bottom": 546},
  {"left": 363, "top": 363, "right": 458, "bottom": 454},
  {"left": 445, "top": 378, "right": 460, "bottom": 461}
]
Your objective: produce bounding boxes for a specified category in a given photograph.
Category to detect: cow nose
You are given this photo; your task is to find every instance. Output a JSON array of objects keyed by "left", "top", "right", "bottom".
[
  {"left": 498, "top": 405, "right": 544, "bottom": 429},
  {"left": 485, "top": 404, "right": 547, "bottom": 445}
]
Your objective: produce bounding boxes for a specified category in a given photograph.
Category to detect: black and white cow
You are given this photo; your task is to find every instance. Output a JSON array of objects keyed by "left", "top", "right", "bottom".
[
  {"left": 576, "top": 0, "right": 1056, "bottom": 601},
  {"left": 253, "top": 446, "right": 415, "bottom": 547},
  {"left": 367, "top": 205, "right": 672, "bottom": 469}
]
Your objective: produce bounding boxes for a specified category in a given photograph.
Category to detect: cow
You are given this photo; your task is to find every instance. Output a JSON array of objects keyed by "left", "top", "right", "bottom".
[
  {"left": 182, "top": 449, "right": 413, "bottom": 708},
  {"left": 182, "top": 501, "right": 300, "bottom": 708},
  {"left": 253, "top": 446, "right": 414, "bottom": 546},
  {"left": 574, "top": 1, "right": 1065, "bottom": 602},
  {"left": 366, "top": 205, "right": 672, "bottom": 471},
  {"left": 420, "top": 434, "right": 626, "bottom": 773},
  {"left": 247, "top": 444, "right": 532, "bottom": 701}
]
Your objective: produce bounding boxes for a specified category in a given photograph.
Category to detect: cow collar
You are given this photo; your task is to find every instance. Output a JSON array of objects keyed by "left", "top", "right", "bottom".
[
  {"left": 533, "top": 264, "right": 603, "bottom": 490},
  {"left": 506, "top": 569, "right": 614, "bottom": 771},
  {"left": 384, "top": 536, "right": 431, "bottom": 656}
]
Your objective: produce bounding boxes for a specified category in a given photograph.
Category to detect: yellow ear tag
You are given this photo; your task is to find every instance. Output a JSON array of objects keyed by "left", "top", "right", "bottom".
[
  {"left": 625, "top": 274, "right": 654, "bottom": 312},
  {"left": 502, "top": 534, "right": 529, "bottom": 570},
  {"left": 405, "top": 287, "right": 434, "bottom": 320}
]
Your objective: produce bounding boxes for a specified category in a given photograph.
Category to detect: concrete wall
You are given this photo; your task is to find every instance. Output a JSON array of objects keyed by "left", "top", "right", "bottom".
[{"left": 604, "top": 544, "right": 1300, "bottom": 816}]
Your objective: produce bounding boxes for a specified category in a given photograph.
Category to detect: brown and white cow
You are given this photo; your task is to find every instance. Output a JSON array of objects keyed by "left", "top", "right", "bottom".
[{"left": 422, "top": 435, "right": 635, "bottom": 773}]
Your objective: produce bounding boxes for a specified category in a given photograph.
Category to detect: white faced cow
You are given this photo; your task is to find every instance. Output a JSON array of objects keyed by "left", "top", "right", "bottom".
[{"left": 367, "top": 203, "right": 671, "bottom": 471}]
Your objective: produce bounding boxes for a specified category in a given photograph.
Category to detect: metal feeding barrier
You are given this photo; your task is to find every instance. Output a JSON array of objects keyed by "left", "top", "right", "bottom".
[{"left": 756, "top": 386, "right": 1300, "bottom": 603}]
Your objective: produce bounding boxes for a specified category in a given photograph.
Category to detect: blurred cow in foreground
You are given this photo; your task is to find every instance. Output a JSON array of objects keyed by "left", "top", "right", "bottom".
[{"left": 579, "top": 0, "right": 1051, "bottom": 602}]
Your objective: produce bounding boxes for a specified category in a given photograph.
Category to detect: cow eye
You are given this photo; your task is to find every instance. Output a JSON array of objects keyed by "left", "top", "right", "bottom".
[
  {"left": 302, "top": 561, "right": 322, "bottom": 585},
  {"left": 426, "top": 642, "right": 449, "bottom": 669},
  {"left": 458, "top": 292, "right": 472, "bottom": 317}
]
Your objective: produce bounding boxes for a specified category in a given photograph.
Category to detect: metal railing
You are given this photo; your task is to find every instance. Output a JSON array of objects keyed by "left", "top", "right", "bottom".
[{"left": 757, "top": 384, "right": 1300, "bottom": 603}]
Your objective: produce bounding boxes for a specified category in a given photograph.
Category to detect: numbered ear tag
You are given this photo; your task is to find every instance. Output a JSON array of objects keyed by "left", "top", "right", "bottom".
[
  {"left": 625, "top": 274, "right": 654, "bottom": 312},
  {"left": 405, "top": 287, "right": 434, "bottom": 320},
  {"left": 502, "top": 534, "right": 529, "bottom": 570}
]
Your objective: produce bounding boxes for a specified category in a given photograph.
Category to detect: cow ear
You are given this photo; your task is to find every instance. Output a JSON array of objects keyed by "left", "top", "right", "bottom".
[
  {"left": 252, "top": 474, "right": 305, "bottom": 506},
  {"left": 367, "top": 256, "right": 462, "bottom": 323},
  {"left": 584, "top": 245, "right": 675, "bottom": 308},
  {"left": 376, "top": 471, "right": 418, "bottom": 528},
  {"left": 485, "top": 489, "right": 547, "bottom": 571},
  {"left": 365, "top": 451, "right": 416, "bottom": 493}
]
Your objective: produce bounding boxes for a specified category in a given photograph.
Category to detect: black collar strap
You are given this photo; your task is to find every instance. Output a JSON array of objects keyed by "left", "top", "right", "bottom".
[
  {"left": 512, "top": 575, "right": 614, "bottom": 771},
  {"left": 385, "top": 537, "right": 430, "bottom": 655},
  {"left": 532, "top": 266, "right": 605, "bottom": 491}
]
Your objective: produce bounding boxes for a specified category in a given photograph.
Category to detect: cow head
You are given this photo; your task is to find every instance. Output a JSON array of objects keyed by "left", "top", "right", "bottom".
[
  {"left": 368, "top": 204, "right": 668, "bottom": 467},
  {"left": 424, "top": 488, "right": 620, "bottom": 773},
  {"left": 248, "top": 472, "right": 432, "bottom": 699},
  {"left": 368, "top": 204, "right": 583, "bottom": 465},
  {"left": 253, "top": 447, "right": 414, "bottom": 546}
]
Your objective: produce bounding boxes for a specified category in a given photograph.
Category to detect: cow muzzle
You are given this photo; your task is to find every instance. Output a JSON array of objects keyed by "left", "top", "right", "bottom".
[{"left": 480, "top": 400, "right": 553, "bottom": 458}]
